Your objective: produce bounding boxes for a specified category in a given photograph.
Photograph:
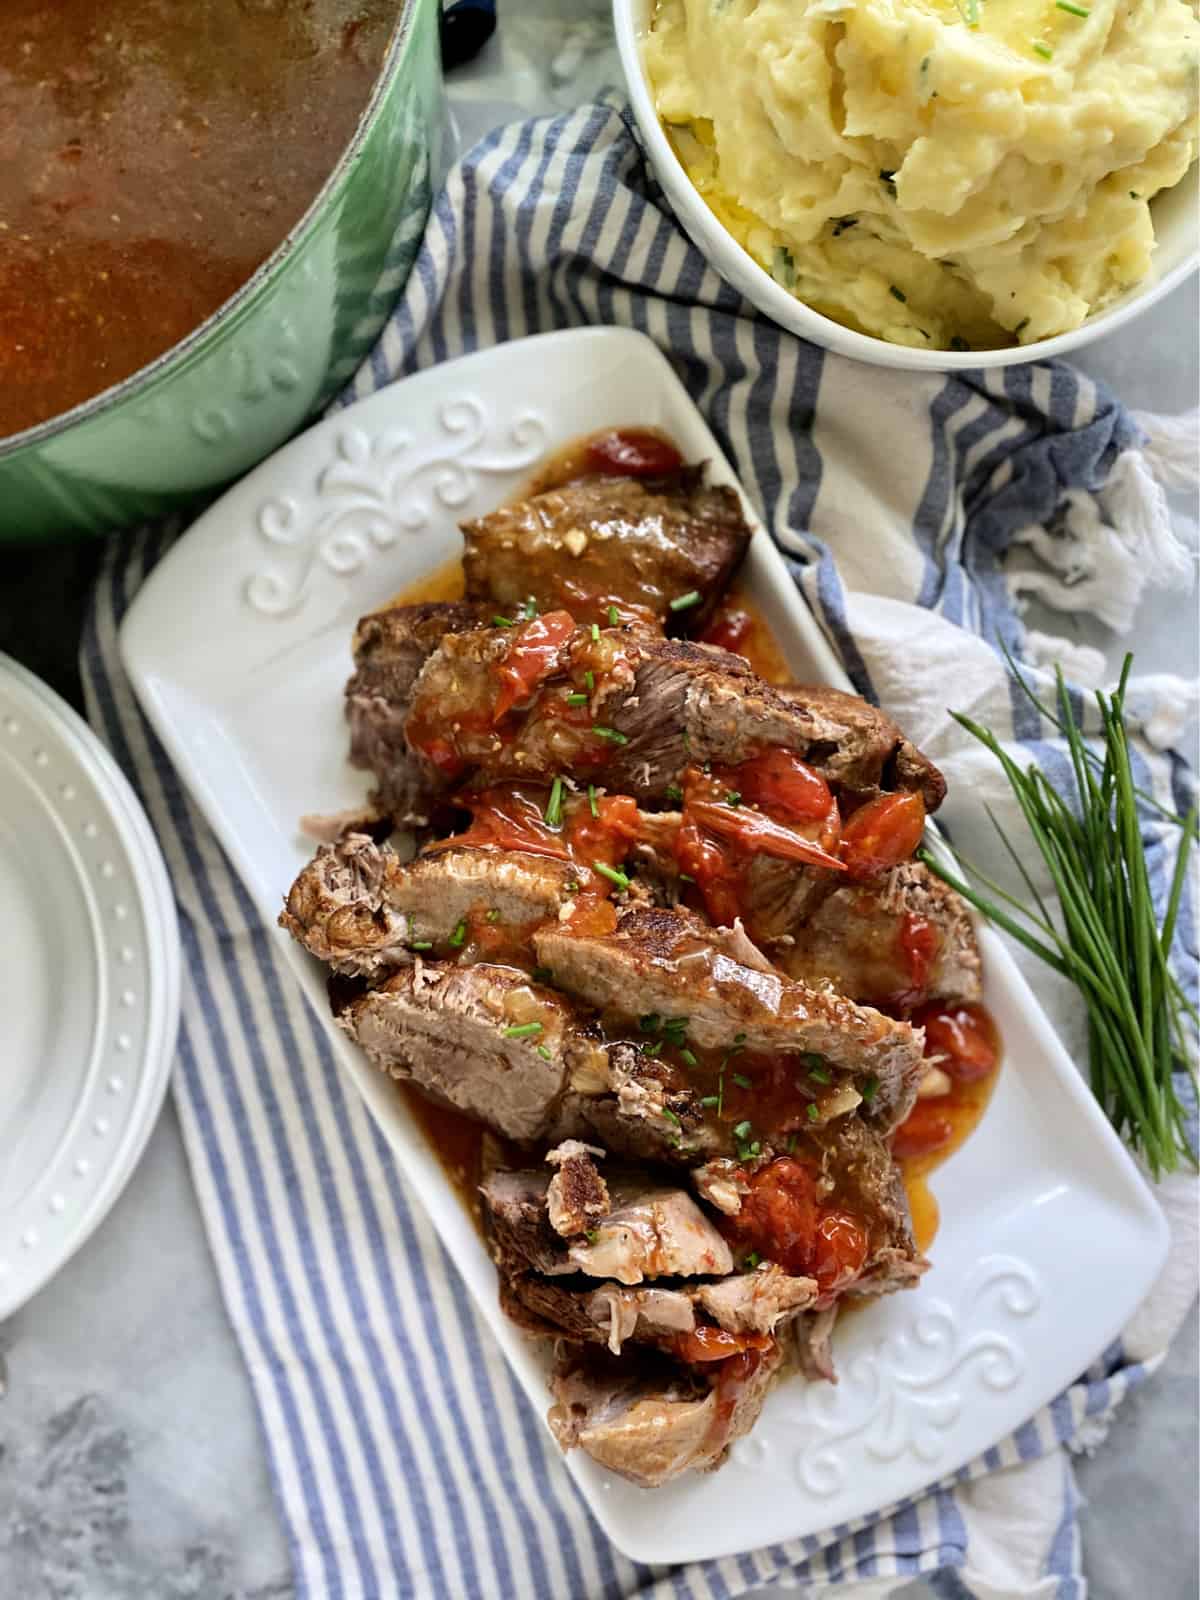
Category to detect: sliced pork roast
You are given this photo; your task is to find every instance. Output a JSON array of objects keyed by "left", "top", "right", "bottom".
[
  {"left": 549, "top": 1341, "right": 786, "bottom": 1487},
  {"left": 332, "top": 963, "right": 608, "bottom": 1142},
  {"left": 461, "top": 466, "right": 751, "bottom": 630},
  {"left": 364, "top": 620, "right": 946, "bottom": 823},
  {"left": 774, "top": 860, "right": 983, "bottom": 1008},
  {"left": 534, "top": 906, "right": 926, "bottom": 1133},
  {"left": 345, "top": 599, "right": 488, "bottom": 822},
  {"left": 281, "top": 835, "right": 578, "bottom": 975}
]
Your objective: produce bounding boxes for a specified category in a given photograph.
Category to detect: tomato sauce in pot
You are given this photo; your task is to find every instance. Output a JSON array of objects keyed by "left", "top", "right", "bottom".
[{"left": 1, "top": 0, "right": 396, "bottom": 436}]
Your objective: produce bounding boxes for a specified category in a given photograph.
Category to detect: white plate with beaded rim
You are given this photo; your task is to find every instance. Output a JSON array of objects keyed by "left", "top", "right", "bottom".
[
  {"left": 0, "top": 654, "right": 180, "bottom": 1319},
  {"left": 118, "top": 327, "right": 1167, "bottom": 1564}
]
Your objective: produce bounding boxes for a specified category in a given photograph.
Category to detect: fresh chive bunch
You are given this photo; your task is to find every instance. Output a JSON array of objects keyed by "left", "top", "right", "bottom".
[{"left": 922, "top": 653, "right": 1198, "bottom": 1178}]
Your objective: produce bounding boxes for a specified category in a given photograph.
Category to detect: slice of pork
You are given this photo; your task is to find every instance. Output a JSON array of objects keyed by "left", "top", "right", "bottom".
[
  {"left": 535, "top": 905, "right": 925, "bottom": 1132},
  {"left": 345, "top": 599, "right": 488, "bottom": 821},
  {"left": 397, "top": 628, "right": 945, "bottom": 817},
  {"left": 544, "top": 1140, "right": 609, "bottom": 1237},
  {"left": 696, "top": 1266, "right": 819, "bottom": 1335},
  {"left": 461, "top": 466, "right": 751, "bottom": 630},
  {"left": 333, "top": 962, "right": 606, "bottom": 1142},
  {"left": 480, "top": 1166, "right": 733, "bottom": 1285},
  {"left": 774, "top": 860, "right": 983, "bottom": 1008},
  {"left": 548, "top": 1341, "right": 784, "bottom": 1487},
  {"left": 281, "top": 836, "right": 576, "bottom": 976}
]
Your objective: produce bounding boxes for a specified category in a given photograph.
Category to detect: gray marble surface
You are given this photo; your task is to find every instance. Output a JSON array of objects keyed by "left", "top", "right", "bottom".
[{"left": 1, "top": 4, "right": 1197, "bottom": 1597}]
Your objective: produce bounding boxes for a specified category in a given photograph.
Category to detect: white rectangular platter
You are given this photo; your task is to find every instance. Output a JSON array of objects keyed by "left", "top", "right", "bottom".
[{"left": 121, "top": 327, "right": 1168, "bottom": 1565}]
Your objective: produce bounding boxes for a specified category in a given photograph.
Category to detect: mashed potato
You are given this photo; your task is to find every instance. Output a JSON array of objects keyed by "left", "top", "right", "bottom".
[{"left": 645, "top": 0, "right": 1199, "bottom": 349}]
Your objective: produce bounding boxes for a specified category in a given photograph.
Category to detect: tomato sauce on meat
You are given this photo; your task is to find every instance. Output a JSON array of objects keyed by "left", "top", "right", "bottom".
[
  {"left": 373, "top": 441, "right": 1002, "bottom": 1253},
  {"left": 2, "top": 0, "right": 395, "bottom": 435}
]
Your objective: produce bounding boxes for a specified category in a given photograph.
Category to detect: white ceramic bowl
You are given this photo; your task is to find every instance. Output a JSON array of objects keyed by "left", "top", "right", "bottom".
[{"left": 614, "top": 0, "right": 1198, "bottom": 371}]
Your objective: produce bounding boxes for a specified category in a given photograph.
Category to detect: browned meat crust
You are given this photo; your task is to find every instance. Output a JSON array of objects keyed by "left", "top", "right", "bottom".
[
  {"left": 345, "top": 600, "right": 488, "bottom": 821},
  {"left": 461, "top": 467, "right": 751, "bottom": 629},
  {"left": 281, "top": 836, "right": 577, "bottom": 975},
  {"left": 534, "top": 906, "right": 925, "bottom": 1133}
]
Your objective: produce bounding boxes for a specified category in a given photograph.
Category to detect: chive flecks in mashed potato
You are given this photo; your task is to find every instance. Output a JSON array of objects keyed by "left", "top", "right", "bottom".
[{"left": 645, "top": 0, "right": 1199, "bottom": 350}]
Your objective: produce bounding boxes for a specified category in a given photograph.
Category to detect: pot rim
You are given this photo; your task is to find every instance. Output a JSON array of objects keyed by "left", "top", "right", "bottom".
[{"left": 0, "top": 0, "right": 424, "bottom": 462}]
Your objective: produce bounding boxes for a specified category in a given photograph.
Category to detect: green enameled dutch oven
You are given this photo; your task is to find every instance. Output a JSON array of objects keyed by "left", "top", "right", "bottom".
[{"left": 0, "top": 0, "right": 442, "bottom": 544}]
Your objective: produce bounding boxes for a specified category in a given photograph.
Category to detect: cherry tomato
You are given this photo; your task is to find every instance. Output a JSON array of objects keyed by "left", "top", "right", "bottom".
[
  {"left": 674, "top": 813, "right": 743, "bottom": 925},
  {"left": 673, "top": 1326, "right": 769, "bottom": 1363},
  {"left": 566, "top": 793, "right": 641, "bottom": 878},
  {"left": 700, "top": 610, "right": 753, "bottom": 657},
  {"left": 687, "top": 798, "right": 845, "bottom": 871},
  {"left": 811, "top": 1211, "right": 869, "bottom": 1295},
  {"left": 727, "top": 749, "right": 837, "bottom": 827},
  {"left": 914, "top": 1002, "right": 999, "bottom": 1082},
  {"left": 897, "top": 911, "right": 938, "bottom": 1000},
  {"left": 492, "top": 610, "right": 576, "bottom": 721},
  {"left": 584, "top": 428, "right": 683, "bottom": 478},
  {"left": 724, "top": 1158, "right": 820, "bottom": 1277},
  {"left": 840, "top": 791, "right": 926, "bottom": 878},
  {"left": 891, "top": 1101, "right": 956, "bottom": 1160}
]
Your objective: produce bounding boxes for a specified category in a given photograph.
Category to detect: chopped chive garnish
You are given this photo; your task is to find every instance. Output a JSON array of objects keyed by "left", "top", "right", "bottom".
[
  {"left": 743, "top": 1252, "right": 761, "bottom": 1270},
  {"left": 449, "top": 920, "right": 467, "bottom": 948},
  {"left": 585, "top": 1228, "right": 599, "bottom": 1244},
  {"left": 641, "top": 1013, "right": 661, "bottom": 1033},
  {"left": 566, "top": 692, "right": 588, "bottom": 706},
  {"left": 665, "top": 783, "right": 684, "bottom": 804},
  {"left": 594, "top": 861, "right": 630, "bottom": 891},
  {"left": 700, "top": 1095, "right": 720, "bottom": 1108},
  {"left": 785, "top": 1134, "right": 797, "bottom": 1153},
  {"left": 492, "top": 615, "right": 513, "bottom": 628},
  {"left": 808, "top": 1063, "right": 831, "bottom": 1084},
  {"left": 503, "top": 1022, "right": 544, "bottom": 1039},
  {"left": 410, "top": 940, "right": 433, "bottom": 951},
  {"left": 1032, "top": 39, "right": 1053, "bottom": 57},
  {"left": 591, "top": 725, "right": 629, "bottom": 745},
  {"left": 806, "top": 1103, "right": 821, "bottom": 1124},
  {"left": 531, "top": 966, "right": 553, "bottom": 983},
  {"left": 1055, "top": 0, "right": 1089, "bottom": 13},
  {"left": 732, "top": 1119, "right": 752, "bottom": 1141},
  {"left": 607, "top": 603, "right": 620, "bottom": 626},
  {"left": 485, "top": 909, "right": 501, "bottom": 924},
  {"left": 861, "top": 1074, "right": 879, "bottom": 1104},
  {"left": 564, "top": 880, "right": 579, "bottom": 893},
  {"left": 951, "top": 0, "right": 979, "bottom": 25},
  {"left": 734, "top": 1032, "right": 746, "bottom": 1044},
  {"left": 588, "top": 784, "right": 599, "bottom": 818},
  {"left": 725, "top": 791, "right": 741, "bottom": 806},
  {"left": 669, "top": 590, "right": 702, "bottom": 613},
  {"left": 584, "top": 670, "right": 595, "bottom": 692},
  {"left": 590, "top": 623, "right": 600, "bottom": 642},
  {"left": 644, "top": 1040, "right": 664, "bottom": 1057},
  {"left": 523, "top": 595, "right": 538, "bottom": 620},
  {"left": 679, "top": 1047, "right": 699, "bottom": 1068},
  {"left": 889, "top": 285, "right": 907, "bottom": 303},
  {"left": 747, "top": 1141, "right": 761, "bottom": 1157},
  {"left": 661, "top": 1107, "right": 680, "bottom": 1126},
  {"left": 732, "top": 1072, "right": 752, "bottom": 1089},
  {"left": 678, "top": 872, "right": 695, "bottom": 883},
  {"left": 536, "top": 1043, "right": 552, "bottom": 1061},
  {"left": 544, "top": 775, "right": 564, "bottom": 828}
]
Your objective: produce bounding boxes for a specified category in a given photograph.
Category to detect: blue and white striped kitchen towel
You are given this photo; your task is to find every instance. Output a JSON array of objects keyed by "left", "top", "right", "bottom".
[{"left": 82, "top": 97, "right": 1198, "bottom": 1599}]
